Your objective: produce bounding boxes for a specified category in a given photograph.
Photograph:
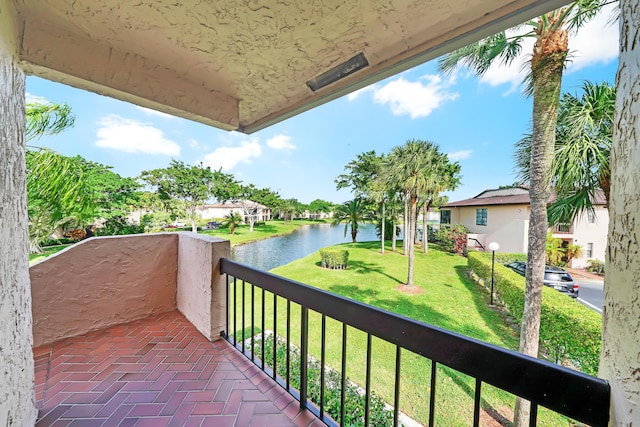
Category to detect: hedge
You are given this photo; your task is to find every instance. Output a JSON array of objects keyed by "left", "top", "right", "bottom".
[
  {"left": 319, "top": 248, "right": 349, "bottom": 269},
  {"left": 468, "top": 252, "right": 602, "bottom": 375},
  {"left": 253, "top": 333, "right": 394, "bottom": 426}
]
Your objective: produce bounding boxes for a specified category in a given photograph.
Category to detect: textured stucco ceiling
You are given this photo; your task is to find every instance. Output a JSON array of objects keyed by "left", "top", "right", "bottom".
[{"left": 10, "top": 0, "right": 568, "bottom": 133}]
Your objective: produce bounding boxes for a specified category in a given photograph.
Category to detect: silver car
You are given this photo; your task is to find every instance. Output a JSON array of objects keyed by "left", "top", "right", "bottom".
[{"left": 505, "top": 262, "right": 579, "bottom": 298}]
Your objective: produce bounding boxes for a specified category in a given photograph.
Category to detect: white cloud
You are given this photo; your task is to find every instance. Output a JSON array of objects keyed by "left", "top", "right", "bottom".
[
  {"left": 95, "top": 115, "right": 181, "bottom": 156},
  {"left": 202, "top": 138, "right": 262, "bottom": 171},
  {"left": 447, "top": 150, "right": 472, "bottom": 161},
  {"left": 266, "top": 134, "right": 296, "bottom": 150},
  {"left": 135, "top": 106, "right": 176, "bottom": 119},
  {"left": 370, "top": 75, "right": 459, "bottom": 118},
  {"left": 347, "top": 85, "right": 377, "bottom": 101},
  {"left": 25, "top": 93, "right": 50, "bottom": 104}
]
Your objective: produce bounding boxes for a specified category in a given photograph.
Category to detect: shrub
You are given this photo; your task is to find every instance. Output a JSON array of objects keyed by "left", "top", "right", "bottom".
[
  {"left": 468, "top": 252, "right": 602, "bottom": 375},
  {"left": 319, "top": 248, "right": 349, "bottom": 269},
  {"left": 40, "top": 237, "right": 74, "bottom": 247},
  {"left": 587, "top": 259, "right": 605, "bottom": 274},
  {"left": 252, "top": 333, "right": 394, "bottom": 427}
]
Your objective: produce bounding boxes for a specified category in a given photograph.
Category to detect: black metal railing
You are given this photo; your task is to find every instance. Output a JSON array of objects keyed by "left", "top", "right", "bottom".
[{"left": 220, "top": 258, "right": 609, "bottom": 427}]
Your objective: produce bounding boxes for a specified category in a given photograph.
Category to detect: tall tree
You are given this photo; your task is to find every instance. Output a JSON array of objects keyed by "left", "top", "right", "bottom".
[
  {"left": 336, "top": 151, "right": 386, "bottom": 251},
  {"left": 601, "top": 1, "right": 640, "bottom": 423},
  {"left": 438, "top": 3, "right": 610, "bottom": 424},
  {"left": 515, "top": 81, "right": 614, "bottom": 225},
  {"left": 331, "top": 198, "right": 370, "bottom": 243},
  {"left": 384, "top": 140, "right": 461, "bottom": 288},
  {"left": 141, "top": 161, "right": 227, "bottom": 232}
]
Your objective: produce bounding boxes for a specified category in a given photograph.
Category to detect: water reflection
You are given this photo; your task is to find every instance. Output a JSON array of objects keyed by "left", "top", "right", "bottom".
[{"left": 230, "top": 223, "right": 383, "bottom": 271}]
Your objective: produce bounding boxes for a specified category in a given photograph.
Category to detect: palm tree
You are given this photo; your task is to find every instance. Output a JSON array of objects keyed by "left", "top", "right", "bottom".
[
  {"left": 224, "top": 211, "right": 244, "bottom": 235},
  {"left": 331, "top": 199, "right": 369, "bottom": 243},
  {"left": 384, "top": 140, "right": 460, "bottom": 288},
  {"left": 25, "top": 101, "right": 95, "bottom": 252},
  {"left": 516, "top": 81, "right": 615, "bottom": 225},
  {"left": 438, "top": 4, "right": 609, "bottom": 422}
]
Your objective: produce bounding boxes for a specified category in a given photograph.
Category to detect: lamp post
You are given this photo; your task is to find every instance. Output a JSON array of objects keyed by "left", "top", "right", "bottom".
[{"left": 488, "top": 242, "right": 500, "bottom": 306}]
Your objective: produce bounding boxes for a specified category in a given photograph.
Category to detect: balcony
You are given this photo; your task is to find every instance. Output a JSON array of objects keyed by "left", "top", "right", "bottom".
[{"left": 31, "top": 234, "right": 610, "bottom": 426}]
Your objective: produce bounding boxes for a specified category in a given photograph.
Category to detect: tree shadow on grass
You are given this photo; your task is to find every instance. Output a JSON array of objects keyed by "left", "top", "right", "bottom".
[{"left": 453, "top": 265, "right": 519, "bottom": 349}]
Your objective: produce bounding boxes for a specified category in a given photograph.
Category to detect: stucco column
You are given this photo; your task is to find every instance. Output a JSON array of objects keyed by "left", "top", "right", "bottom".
[
  {"left": 600, "top": 0, "right": 640, "bottom": 424},
  {"left": 177, "top": 234, "right": 231, "bottom": 341},
  {"left": 0, "top": 2, "right": 37, "bottom": 425}
]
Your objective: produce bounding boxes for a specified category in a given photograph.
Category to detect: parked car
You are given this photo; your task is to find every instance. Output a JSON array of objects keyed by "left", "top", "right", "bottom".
[
  {"left": 505, "top": 261, "right": 579, "bottom": 298},
  {"left": 205, "top": 221, "right": 220, "bottom": 230},
  {"left": 171, "top": 221, "right": 187, "bottom": 227}
]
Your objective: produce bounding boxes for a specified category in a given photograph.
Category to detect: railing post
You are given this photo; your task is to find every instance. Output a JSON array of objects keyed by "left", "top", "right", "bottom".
[{"left": 300, "top": 306, "right": 309, "bottom": 409}]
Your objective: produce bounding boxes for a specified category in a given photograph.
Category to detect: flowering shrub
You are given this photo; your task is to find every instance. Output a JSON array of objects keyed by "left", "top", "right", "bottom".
[
  {"left": 435, "top": 224, "right": 469, "bottom": 255},
  {"left": 65, "top": 228, "right": 86, "bottom": 241}
]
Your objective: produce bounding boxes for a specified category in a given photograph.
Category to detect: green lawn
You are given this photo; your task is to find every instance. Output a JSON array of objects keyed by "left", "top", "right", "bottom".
[
  {"left": 229, "top": 241, "right": 573, "bottom": 426},
  {"left": 29, "top": 244, "right": 73, "bottom": 264},
  {"left": 199, "top": 219, "right": 328, "bottom": 245}
]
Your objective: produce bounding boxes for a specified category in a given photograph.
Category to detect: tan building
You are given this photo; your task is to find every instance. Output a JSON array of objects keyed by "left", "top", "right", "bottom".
[{"left": 441, "top": 187, "right": 608, "bottom": 268}]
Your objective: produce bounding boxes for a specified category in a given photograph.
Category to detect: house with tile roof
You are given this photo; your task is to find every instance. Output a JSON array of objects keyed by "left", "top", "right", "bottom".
[{"left": 440, "top": 186, "right": 608, "bottom": 268}]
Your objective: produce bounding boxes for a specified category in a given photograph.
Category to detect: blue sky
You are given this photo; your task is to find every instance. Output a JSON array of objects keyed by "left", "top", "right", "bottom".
[{"left": 26, "top": 7, "right": 619, "bottom": 205}]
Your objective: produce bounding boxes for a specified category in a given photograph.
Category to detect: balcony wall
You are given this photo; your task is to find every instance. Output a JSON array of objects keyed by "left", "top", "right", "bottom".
[{"left": 30, "top": 233, "right": 229, "bottom": 347}]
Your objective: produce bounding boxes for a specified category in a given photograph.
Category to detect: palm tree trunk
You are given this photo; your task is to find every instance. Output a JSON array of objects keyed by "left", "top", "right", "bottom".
[
  {"left": 514, "top": 26, "right": 567, "bottom": 427},
  {"left": 381, "top": 200, "right": 385, "bottom": 254},
  {"left": 392, "top": 216, "right": 397, "bottom": 252},
  {"left": 406, "top": 196, "right": 417, "bottom": 286},
  {"left": 422, "top": 201, "right": 429, "bottom": 254},
  {"left": 403, "top": 196, "right": 409, "bottom": 255}
]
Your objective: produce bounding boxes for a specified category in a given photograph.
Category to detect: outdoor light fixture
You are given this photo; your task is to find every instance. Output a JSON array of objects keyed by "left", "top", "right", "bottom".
[
  {"left": 306, "top": 53, "right": 369, "bottom": 92},
  {"left": 488, "top": 242, "right": 500, "bottom": 306}
]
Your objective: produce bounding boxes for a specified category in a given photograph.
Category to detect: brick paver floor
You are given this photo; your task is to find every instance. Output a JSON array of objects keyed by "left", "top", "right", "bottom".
[{"left": 33, "top": 310, "right": 324, "bottom": 426}]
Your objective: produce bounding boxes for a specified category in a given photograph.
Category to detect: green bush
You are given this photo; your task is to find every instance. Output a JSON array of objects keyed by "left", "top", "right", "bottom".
[
  {"left": 319, "top": 248, "right": 349, "bottom": 269},
  {"left": 468, "top": 252, "right": 601, "bottom": 375},
  {"left": 254, "top": 334, "right": 394, "bottom": 426},
  {"left": 587, "top": 259, "right": 605, "bottom": 274}
]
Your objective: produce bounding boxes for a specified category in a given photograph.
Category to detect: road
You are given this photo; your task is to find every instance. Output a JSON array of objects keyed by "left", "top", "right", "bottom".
[{"left": 576, "top": 279, "right": 604, "bottom": 314}]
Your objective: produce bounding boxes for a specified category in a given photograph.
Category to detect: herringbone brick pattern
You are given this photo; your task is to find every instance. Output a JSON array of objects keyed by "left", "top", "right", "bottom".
[{"left": 34, "top": 311, "right": 324, "bottom": 427}]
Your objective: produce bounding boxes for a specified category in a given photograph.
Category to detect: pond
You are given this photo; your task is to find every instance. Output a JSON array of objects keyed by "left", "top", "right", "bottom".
[{"left": 230, "top": 223, "right": 383, "bottom": 271}]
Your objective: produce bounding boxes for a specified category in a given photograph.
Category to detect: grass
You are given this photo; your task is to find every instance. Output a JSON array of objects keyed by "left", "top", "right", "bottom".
[
  {"left": 29, "top": 244, "right": 73, "bottom": 264},
  {"left": 198, "top": 219, "right": 328, "bottom": 245},
  {"left": 229, "top": 241, "right": 576, "bottom": 426}
]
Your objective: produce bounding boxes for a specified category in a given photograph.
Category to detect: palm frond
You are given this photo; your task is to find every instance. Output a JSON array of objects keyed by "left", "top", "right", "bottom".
[
  {"left": 438, "top": 32, "right": 527, "bottom": 77},
  {"left": 26, "top": 102, "right": 75, "bottom": 142}
]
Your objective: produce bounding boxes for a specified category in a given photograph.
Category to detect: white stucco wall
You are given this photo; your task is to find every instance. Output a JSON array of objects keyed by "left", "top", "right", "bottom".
[
  {"left": 0, "top": 2, "right": 37, "bottom": 423},
  {"left": 570, "top": 206, "right": 609, "bottom": 268},
  {"left": 177, "top": 234, "right": 230, "bottom": 341}
]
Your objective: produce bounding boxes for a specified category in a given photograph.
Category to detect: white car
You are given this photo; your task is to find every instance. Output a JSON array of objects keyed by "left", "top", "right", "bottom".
[{"left": 170, "top": 221, "right": 187, "bottom": 227}]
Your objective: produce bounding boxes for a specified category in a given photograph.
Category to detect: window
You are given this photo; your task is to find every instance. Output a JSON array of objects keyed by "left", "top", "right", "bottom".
[
  {"left": 586, "top": 243, "right": 593, "bottom": 258},
  {"left": 476, "top": 208, "right": 487, "bottom": 226},
  {"left": 588, "top": 210, "right": 595, "bottom": 223},
  {"left": 440, "top": 210, "right": 451, "bottom": 224}
]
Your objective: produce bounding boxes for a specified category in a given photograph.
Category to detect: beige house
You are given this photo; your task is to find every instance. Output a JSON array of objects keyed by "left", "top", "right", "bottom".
[
  {"left": 198, "top": 200, "right": 271, "bottom": 223},
  {"left": 441, "top": 187, "right": 608, "bottom": 268}
]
